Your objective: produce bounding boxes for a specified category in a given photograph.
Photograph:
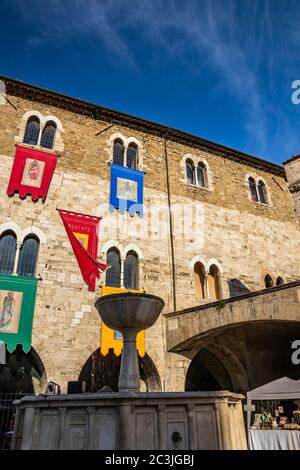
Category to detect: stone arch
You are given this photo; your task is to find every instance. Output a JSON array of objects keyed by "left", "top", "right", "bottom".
[
  {"left": 21, "top": 226, "right": 46, "bottom": 244},
  {"left": 101, "top": 240, "right": 124, "bottom": 259},
  {"left": 185, "top": 348, "right": 233, "bottom": 392},
  {"left": 189, "top": 255, "right": 208, "bottom": 272},
  {"left": 123, "top": 243, "right": 144, "bottom": 260},
  {"left": 262, "top": 269, "right": 276, "bottom": 288},
  {"left": 206, "top": 258, "right": 223, "bottom": 274},
  {"left": 0, "top": 221, "right": 22, "bottom": 243},
  {"left": 185, "top": 343, "right": 249, "bottom": 393},
  {"left": 31, "top": 332, "right": 55, "bottom": 385},
  {"left": 203, "top": 343, "right": 249, "bottom": 392}
]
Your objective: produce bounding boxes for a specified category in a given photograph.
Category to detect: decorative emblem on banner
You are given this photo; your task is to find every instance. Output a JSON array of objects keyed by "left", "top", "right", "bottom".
[
  {"left": 100, "top": 286, "right": 145, "bottom": 357},
  {"left": 7, "top": 145, "right": 57, "bottom": 202},
  {"left": 58, "top": 209, "right": 107, "bottom": 291},
  {"left": 109, "top": 164, "right": 144, "bottom": 217},
  {"left": 0, "top": 274, "right": 38, "bottom": 353}
]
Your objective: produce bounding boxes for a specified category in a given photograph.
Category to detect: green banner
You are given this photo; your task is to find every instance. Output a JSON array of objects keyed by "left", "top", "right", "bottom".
[{"left": 0, "top": 274, "right": 38, "bottom": 353}]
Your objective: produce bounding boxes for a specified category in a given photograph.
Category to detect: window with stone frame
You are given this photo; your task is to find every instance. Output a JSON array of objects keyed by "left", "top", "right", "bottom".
[
  {"left": 249, "top": 177, "right": 259, "bottom": 202},
  {"left": 17, "top": 236, "right": 40, "bottom": 277},
  {"left": 113, "top": 139, "right": 125, "bottom": 166},
  {"left": 186, "top": 159, "right": 195, "bottom": 185},
  {"left": 106, "top": 248, "right": 121, "bottom": 287},
  {"left": 0, "top": 231, "right": 17, "bottom": 275},
  {"left": 126, "top": 143, "right": 138, "bottom": 170},
  {"left": 23, "top": 116, "right": 40, "bottom": 146},
  {"left": 40, "top": 121, "right": 57, "bottom": 149},
  {"left": 257, "top": 180, "right": 268, "bottom": 204},
  {"left": 196, "top": 163, "right": 207, "bottom": 188},
  {"left": 124, "top": 251, "right": 139, "bottom": 290}
]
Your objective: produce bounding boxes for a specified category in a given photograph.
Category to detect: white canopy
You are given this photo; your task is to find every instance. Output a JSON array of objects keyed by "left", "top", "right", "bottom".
[{"left": 247, "top": 377, "right": 300, "bottom": 401}]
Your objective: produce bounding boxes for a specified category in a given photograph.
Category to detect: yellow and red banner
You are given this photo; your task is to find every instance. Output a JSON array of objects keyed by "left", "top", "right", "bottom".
[
  {"left": 100, "top": 286, "right": 145, "bottom": 357},
  {"left": 58, "top": 209, "right": 106, "bottom": 291}
]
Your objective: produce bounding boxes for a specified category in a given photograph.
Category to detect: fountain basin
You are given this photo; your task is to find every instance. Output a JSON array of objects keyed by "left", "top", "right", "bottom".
[{"left": 95, "top": 292, "right": 165, "bottom": 333}]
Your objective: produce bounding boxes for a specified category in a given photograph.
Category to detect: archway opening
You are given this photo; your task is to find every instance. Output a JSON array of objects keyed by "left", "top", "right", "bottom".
[
  {"left": 194, "top": 262, "right": 205, "bottom": 299},
  {"left": 0, "top": 345, "right": 46, "bottom": 394},
  {"left": 207, "top": 265, "right": 221, "bottom": 300},
  {"left": 79, "top": 348, "right": 161, "bottom": 392},
  {"left": 185, "top": 348, "right": 233, "bottom": 392}
]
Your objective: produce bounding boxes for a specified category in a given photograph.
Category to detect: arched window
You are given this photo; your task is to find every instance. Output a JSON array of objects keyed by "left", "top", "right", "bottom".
[
  {"left": 106, "top": 248, "right": 121, "bottom": 287},
  {"left": 113, "top": 139, "right": 124, "bottom": 166},
  {"left": 276, "top": 277, "right": 284, "bottom": 286},
  {"left": 207, "top": 265, "right": 221, "bottom": 300},
  {"left": 194, "top": 262, "right": 206, "bottom": 299},
  {"left": 17, "top": 236, "right": 40, "bottom": 277},
  {"left": 126, "top": 144, "right": 138, "bottom": 170},
  {"left": 258, "top": 180, "right": 268, "bottom": 204},
  {"left": 124, "top": 251, "right": 139, "bottom": 290},
  {"left": 264, "top": 274, "right": 274, "bottom": 289},
  {"left": 40, "top": 121, "right": 56, "bottom": 149},
  {"left": 186, "top": 160, "right": 195, "bottom": 185},
  {"left": 249, "top": 177, "right": 258, "bottom": 202},
  {"left": 0, "top": 231, "right": 17, "bottom": 275},
  {"left": 23, "top": 116, "right": 40, "bottom": 145},
  {"left": 196, "top": 163, "right": 207, "bottom": 188}
]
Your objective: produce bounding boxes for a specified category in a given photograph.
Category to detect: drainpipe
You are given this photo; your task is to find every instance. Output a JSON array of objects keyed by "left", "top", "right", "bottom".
[{"left": 163, "top": 133, "right": 177, "bottom": 312}]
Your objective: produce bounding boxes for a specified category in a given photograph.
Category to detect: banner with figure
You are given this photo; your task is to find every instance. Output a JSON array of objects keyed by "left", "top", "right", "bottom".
[
  {"left": 109, "top": 164, "right": 144, "bottom": 217},
  {"left": 7, "top": 145, "right": 57, "bottom": 202},
  {"left": 0, "top": 274, "right": 38, "bottom": 353},
  {"left": 58, "top": 209, "right": 107, "bottom": 291}
]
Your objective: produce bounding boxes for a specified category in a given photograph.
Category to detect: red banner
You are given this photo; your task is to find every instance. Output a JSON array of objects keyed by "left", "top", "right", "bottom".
[
  {"left": 58, "top": 209, "right": 106, "bottom": 291},
  {"left": 7, "top": 145, "right": 57, "bottom": 202}
]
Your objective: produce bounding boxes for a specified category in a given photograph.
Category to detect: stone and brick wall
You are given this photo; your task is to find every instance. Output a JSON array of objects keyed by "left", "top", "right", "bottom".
[{"left": 0, "top": 78, "right": 300, "bottom": 392}]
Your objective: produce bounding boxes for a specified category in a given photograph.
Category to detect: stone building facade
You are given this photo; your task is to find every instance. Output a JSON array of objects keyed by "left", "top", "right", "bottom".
[{"left": 0, "top": 76, "right": 300, "bottom": 394}]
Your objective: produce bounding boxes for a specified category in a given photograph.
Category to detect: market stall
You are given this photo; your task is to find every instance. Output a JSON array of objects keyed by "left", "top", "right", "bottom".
[{"left": 246, "top": 377, "right": 300, "bottom": 450}]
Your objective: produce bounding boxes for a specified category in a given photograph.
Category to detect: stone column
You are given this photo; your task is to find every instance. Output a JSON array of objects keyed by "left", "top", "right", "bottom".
[
  {"left": 187, "top": 404, "right": 197, "bottom": 450},
  {"left": 12, "top": 242, "right": 22, "bottom": 275},
  {"left": 58, "top": 407, "right": 68, "bottom": 450},
  {"left": 119, "top": 402, "right": 134, "bottom": 450},
  {"left": 87, "top": 406, "right": 96, "bottom": 450},
  {"left": 157, "top": 405, "right": 167, "bottom": 450},
  {"left": 20, "top": 406, "right": 36, "bottom": 450},
  {"left": 215, "top": 399, "right": 232, "bottom": 450}
]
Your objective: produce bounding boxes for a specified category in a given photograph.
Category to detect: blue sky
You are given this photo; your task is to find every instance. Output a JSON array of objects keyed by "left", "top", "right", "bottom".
[{"left": 1, "top": 0, "right": 300, "bottom": 164}]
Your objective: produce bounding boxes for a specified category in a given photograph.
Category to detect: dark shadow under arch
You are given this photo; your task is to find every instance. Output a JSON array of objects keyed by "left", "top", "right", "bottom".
[
  {"left": 185, "top": 348, "right": 233, "bottom": 392},
  {"left": 79, "top": 348, "right": 161, "bottom": 392},
  {"left": 0, "top": 345, "right": 46, "bottom": 394}
]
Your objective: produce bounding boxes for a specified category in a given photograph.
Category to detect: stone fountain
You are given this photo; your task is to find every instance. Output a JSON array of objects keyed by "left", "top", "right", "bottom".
[
  {"left": 95, "top": 292, "right": 164, "bottom": 393},
  {"left": 11, "top": 293, "right": 247, "bottom": 450}
]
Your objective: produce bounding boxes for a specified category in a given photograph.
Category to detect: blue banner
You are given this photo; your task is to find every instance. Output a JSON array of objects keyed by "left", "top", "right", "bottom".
[{"left": 109, "top": 164, "right": 144, "bottom": 217}]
